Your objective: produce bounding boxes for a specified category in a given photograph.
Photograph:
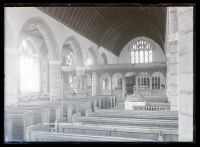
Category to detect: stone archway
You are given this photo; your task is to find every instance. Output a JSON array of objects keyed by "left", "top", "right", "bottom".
[
  {"left": 17, "top": 17, "right": 61, "bottom": 101},
  {"left": 86, "top": 47, "right": 98, "bottom": 65},
  {"left": 100, "top": 53, "right": 108, "bottom": 65},
  {"left": 18, "top": 17, "right": 59, "bottom": 61},
  {"left": 63, "top": 36, "right": 83, "bottom": 66}
]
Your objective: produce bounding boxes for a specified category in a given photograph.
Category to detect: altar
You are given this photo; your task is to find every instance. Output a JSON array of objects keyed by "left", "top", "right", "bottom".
[{"left": 124, "top": 94, "right": 146, "bottom": 110}]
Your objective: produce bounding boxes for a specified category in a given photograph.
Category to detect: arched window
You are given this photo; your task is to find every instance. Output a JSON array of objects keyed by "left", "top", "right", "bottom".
[
  {"left": 86, "top": 51, "right": 95, "bottom": 66},
  {"left": 138, "top": 73, "right": 150, "bottom": 89},
  {"left": 66, "top": 53, "right": 75, "bottom": 66},
  {"left": 131, "top": 38, "right": 153, "bottom": 64},
  {"left": 20, "top": 40, "right": 40, "bottom": 92},
  {"left": 151, "top": 72, "right": 164, "bottom": 90},
  {"left": 100, "top": 53, "right": 108, "bottom": 65}
]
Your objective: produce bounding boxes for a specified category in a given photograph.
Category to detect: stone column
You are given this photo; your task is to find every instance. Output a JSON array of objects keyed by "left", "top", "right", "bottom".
[
  {"left": 167, "top": 7, "right": 193, "bottom": 141},
  {"left": 41, "top": 58, "right": 50, "bottom": 94},
  {"left": 166, "top": 8, "right": 179, "bottom": 111},
  {"left": 49, "top": 60, "right": 61, "bottom": 102},
  {"left": 177, "top": 7, "right": 193, "bottom": 142}
]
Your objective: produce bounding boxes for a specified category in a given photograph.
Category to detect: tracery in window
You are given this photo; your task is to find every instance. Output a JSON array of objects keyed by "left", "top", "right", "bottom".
[
  {"left": 131, "top": 38, "right": 153, "bottom": 64},
  {"left": 138, "top": 73, "right": 150, "bottom": 90},
  {"left": 151, "top": 72, "right": 165, "bottom": 90}
]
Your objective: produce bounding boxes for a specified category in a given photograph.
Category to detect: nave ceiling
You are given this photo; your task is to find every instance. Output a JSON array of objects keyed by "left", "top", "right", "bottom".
[{"left": 38, "top": 6, "right": 166, "bottom": 56}]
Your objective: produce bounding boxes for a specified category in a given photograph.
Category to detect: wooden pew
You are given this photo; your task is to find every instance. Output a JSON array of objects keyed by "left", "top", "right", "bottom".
[
  {"left": 5, "top": 103, "right": 63, "bottom": 142},
  {"left": 62, "top": 95, "right": 117, "bottom": 122},
  {"left": 26, "top": 124, "right": 154, "bottom": 142},
  {"left": 17, "top": 103, "right": 63, "bottom": 124},
  {"left": 86, "top": 110, "right": 178, "bottom": 120},
  {"left": 74, "top": 116, "right": 178, "bottom": 128},
  {"left": 5, "top": 110, "right": 33, "bottom": 142},
  {"left": 58, "top": 123, "right": 178, "bottom": 141}
]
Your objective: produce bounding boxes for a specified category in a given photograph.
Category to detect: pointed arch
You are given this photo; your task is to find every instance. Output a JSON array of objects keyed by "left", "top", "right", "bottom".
[
  {"left": 100, "top": 53, "right": 108, "bottom": 65},
  {"left": 18, "top": 17, "right": 59, "bottom": 60},
  {"left": 86, "top": 47, "right": 98, "bottom": 65},
  {"left": 63, "top": 36, "right": 83, "bottom": 66}
]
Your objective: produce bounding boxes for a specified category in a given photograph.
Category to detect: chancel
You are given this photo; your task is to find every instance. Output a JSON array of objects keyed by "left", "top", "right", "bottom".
[{"left": 4, "top": 6, "right": 193, "bottom": 142}]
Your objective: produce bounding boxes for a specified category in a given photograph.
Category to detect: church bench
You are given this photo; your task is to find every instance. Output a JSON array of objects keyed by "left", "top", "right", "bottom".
[
  {"left": 29, "top": 131, "right": 155, "bottom": 142},
  {"left": 26, "top": 124, "right": 154, "bottom": 142},
  {"left": 74, "top": 116, "right": 178, "bottom": 128},
  {"left": 5, "top": 110, "right": 34, "bottom": 142},
  {"left": 87, "top": 110, "right": 178, "bottom": 120},
  {"left": 92, "top": 109, "right": 178, "bottom": 114},
  {"left": 58, "top": 123, "right": 178, "bottom": 141},
  {"left": 16, "top": 104, "right": 63, "bottom": 124},
  {"left": 62, "top": 95, "right": 117, "bottom": 122},
  {"left": 5, "top": 104, "right": 63, "bottom": 142},
  {"left": 5, "top": 107, "right": 43, "bottom": 124}
]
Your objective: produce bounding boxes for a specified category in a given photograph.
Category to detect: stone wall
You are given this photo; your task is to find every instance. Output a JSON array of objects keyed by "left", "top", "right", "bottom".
[
  {"left": 4, "top": 16, "right": 18, "bottom": 105},
  {"left": 49, "top": 61, "right": 61, "bottom": 101}
]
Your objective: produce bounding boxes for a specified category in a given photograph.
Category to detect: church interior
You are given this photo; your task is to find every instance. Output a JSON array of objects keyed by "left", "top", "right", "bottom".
[{"left": 4, "top": 6, "right": 193, "bottom": 142}]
